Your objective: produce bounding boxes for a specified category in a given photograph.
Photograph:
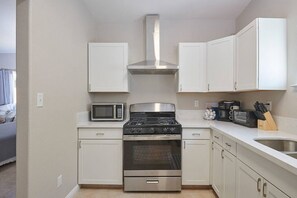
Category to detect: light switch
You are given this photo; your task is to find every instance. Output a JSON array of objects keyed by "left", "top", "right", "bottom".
[{"left": 37, "top": 93, "right": 43, "bottom": 107}]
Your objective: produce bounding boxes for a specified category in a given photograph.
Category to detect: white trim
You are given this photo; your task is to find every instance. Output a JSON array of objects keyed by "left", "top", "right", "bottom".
[
  {"left": 65, "top": 185, "right": 80, "bottom": 198},
  {"left": 290, "top": 84, "right": 297, "bottom": 87},
  {"left": 0, "top": 157, "right": 16, "bottom": 166}
]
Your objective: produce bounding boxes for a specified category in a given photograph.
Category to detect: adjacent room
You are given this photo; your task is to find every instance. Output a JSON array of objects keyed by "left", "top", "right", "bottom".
[{"left": 0, "top": 0, "right": 16, "bottom": 197}]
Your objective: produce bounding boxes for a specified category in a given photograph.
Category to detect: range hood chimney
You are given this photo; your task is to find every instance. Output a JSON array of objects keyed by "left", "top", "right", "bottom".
[{"left": 127, "top": 15, "right": 179, "bottom": 75}]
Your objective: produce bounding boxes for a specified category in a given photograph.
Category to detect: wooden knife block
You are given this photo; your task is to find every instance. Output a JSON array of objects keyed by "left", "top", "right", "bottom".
[{"left": 258, "top": 112, "right": 278, "bottom": 131}]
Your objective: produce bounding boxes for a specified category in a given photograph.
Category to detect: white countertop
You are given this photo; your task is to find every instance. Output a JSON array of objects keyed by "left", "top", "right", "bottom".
[
  {"left": 210, "top": 121, "right": 297, "bottom": 177},
  {"left": 77, "top": 114, "right": 297, "bottom": 176}
]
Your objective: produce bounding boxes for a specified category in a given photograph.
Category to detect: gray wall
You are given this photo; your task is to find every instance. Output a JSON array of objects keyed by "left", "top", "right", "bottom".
[
  {"left": 91, "top": 19, "right": 237, "bottom": 109},
  {"left": 16, "top": 0, "right": 97, "bottom": 197},
  {"left": 0, "top": 53, "right": 16, "bottom": 69},
  {"left": 235, "top": 0, "right": 297, "bottom": 118}
]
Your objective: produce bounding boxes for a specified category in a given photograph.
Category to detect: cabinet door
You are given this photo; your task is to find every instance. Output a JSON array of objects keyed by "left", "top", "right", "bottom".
[
  {"left": 264, "top": 180, "right": 290, "bottom": 198},
  {"left": 223, "top": 151, "right": 236, "bottom": 198},
  {"left": 178, "top": 43, "right": 207, "bottom": 92},
  {"left": 236, "top": 159, "right": 262, "bottom": 198},
  {"left": 207, "top": 36, "right": 235, "bottom": 92},
  {"left": 236, "top": 20, "right": 258, "bottom": 91},
  {"left": 88, "top": 43, "right": 129, "bottom": 92},
  {"left": 212, "top": 142, "right": 223, "bottom": 197},
  {"left": 78, "top": 140, "right": 122, "bottom": 185},
  {"left": 182, "top": 140, "right": 210, "bottom": 185}
]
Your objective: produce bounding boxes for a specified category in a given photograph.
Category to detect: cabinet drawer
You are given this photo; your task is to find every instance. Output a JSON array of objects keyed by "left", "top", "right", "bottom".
[
  {"left": 212, "top": 130, "right": 223, "bottom": 145},
  {"left": 223, "top": 136, "right": 236, "bottom": 156},
  {"left": 182, "top": 129, "right": 210, "bottom": 140},
  {"left": 78, "top": 128, "right": 122, "bottom": 140}
]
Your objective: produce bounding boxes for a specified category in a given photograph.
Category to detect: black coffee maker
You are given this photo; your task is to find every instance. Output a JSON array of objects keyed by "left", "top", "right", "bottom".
[{"left": 217, "top": 100, "right": 240, "bottom": 121}]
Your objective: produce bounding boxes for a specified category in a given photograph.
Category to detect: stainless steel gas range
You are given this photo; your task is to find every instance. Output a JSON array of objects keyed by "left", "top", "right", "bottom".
[{"left": 123, "top": 103, "right": 182, "bottom": 192}]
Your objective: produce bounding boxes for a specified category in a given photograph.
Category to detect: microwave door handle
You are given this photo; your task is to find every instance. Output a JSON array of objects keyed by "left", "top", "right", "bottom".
[{"left": 114, "top": 105, "right": 117, "bottom": 119}]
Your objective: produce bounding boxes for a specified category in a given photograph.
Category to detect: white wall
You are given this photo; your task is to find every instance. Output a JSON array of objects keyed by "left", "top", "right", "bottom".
[
  {"left": 235, "top": 0, "right": 297, "bottom": 118},
  {"left": 92, "top": 19, "right": 237, "bottom": 109},
  {"left": 16, "top": 0, "right": 97, "bottom": 197},
  {"left": 0, "top": 53, "right": 16, "bottom": 69}
]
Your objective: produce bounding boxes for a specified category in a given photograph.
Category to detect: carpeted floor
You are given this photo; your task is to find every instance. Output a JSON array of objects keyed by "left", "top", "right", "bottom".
[{"left": 0, "top": 162, "right": 16, "bottom": 198}]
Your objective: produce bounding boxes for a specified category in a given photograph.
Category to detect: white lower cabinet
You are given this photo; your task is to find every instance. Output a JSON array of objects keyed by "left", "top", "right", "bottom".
[
  {"left": 212, "top": 142, "right": 223, "bottom": 196},
  {"left": 222, "top": 150, "right": 236, "bottom": 198},
  {"left": 182, "top": 129, "right": 210, "bottom": 185},
  {"left": 236, "top": 159, "right": 289, "bottom": 198},
  {"left": 78, "top": 129, "right": 123, "bottom": 185},
  {"left": 236, "top": 159, "right": 262, "bottom": 198},
  {"left": 212, "top": 130, "right": 237, "bottom": 198},
  {"left": 265, "top": 180, "right": 290, "bottom": 198}
]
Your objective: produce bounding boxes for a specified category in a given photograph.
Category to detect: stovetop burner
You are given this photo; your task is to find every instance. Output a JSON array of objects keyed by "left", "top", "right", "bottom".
[
  {"left": 126, "top": 118, "right": 179, "bottom": 127},
  {"left": 123, "top": 103, "right": 182, "bottom": 135}
]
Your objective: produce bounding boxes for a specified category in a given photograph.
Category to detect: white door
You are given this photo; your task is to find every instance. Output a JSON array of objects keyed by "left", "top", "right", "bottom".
[
  {"left": 78, "top": 140, "right": 123, "bottom": 184},
  {"left": 265, "top": 180, "right": 290, "bottom": 198},
  {"left": 236, "top": 20, "right": 258, "bottom": 91},
  {"left": 182, "top": 140, "right": 210, "bottom": 185},
  {"left": 212, "top": 142, "right": 223, "bottom": 197},
  {"left": 223, "top": 150, "right": 236, "bottom": 198},
  {"left": 88, "top": 43, "right": 129, "bottom": 92},
  {"left": 207, "top": 36, "right": 235, "bottom": 92},
  {"left": 178, "top": 43, "right": 207, "bottom": 92},
  {"left": 236, "top": 159, "right": 262, "bottom": 198}
]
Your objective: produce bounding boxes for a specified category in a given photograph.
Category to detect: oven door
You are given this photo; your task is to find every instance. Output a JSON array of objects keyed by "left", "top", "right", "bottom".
[{"left": 123, "top": 135, "right": 181, "bottom": 177}]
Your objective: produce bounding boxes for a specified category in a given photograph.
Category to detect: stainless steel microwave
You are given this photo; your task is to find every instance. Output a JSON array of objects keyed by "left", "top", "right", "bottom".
[{"left": 91, "top": 103, "right": 125, "bottom": 121}]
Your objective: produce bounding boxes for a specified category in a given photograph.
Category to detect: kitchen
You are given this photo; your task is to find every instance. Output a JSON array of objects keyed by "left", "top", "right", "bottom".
[{"left": 15, "top": 0, "right": 297, "bottom": 198}]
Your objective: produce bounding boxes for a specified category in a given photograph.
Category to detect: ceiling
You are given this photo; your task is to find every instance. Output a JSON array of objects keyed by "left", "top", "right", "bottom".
[
  {"left": 0, "top": 0, "right": 16, "bottom": 53},
  {"left": 82, "top": 0, "right": 252, "bottom": 23},
  {"left": 0, "top": 0, "right": 252, "bottom": 53}
]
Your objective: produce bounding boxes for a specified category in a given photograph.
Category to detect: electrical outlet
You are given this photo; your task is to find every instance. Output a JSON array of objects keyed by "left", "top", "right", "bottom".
[
  {"left": 57, "top": 175, "right": 62, "bottom": 188},
  {"left": 194, "top": 100, "right": 199, "bottom": 108},
  {"left": 265, "top": 101, "right": 272, "bottom": 111}
]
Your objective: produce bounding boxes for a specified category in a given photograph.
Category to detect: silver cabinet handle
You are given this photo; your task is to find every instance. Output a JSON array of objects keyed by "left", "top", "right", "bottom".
[
  {"left": 192, "top": 133, "right": 201, "bottom": 136},
  {"left": 263, "top": 182, "right": 267, "bottom": 197},
  {"left": 225, "top": 143, "right": 231, "bottom": 147},
  {"left": 78, "top": 141, "right": 81, "bottom": 149},
  {"left": 96, "top": 132, "right": 104, "bottom": 136},
  {"left": 212, "top": 142, "right": 214, "bottom": 150},
  {"left": 184, "top": 141, "right": 186, "bottom": 149},
  {"left": 214, "top": 136, "right": 219, "bottom": 139},
  {"left": 208, "top": 84, "right": 210, "bottom": 91},
  {"left": 221, "top": 149, "right": 224, "bottom": 159},
  {"left": 146, "top": 180, "right": 159, "bottom": 184},
  {"left": 257, "top": 178, "right": 261, "bottom": 192}
]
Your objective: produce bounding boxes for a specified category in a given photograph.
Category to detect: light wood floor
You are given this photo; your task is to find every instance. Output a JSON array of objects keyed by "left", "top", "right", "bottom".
[
  {"left": 74, "top": 188, "right": 217, "bottom": 198},
  {"left": 0, "top": 162, "right": 16, "bottom": 198},
  {"left": 0, "top": 163, "right": 217, "bottom": 198}
]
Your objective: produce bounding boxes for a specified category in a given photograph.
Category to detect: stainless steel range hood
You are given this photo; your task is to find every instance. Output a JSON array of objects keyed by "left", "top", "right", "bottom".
[{"left": 127, "top": 15, "right": 179, "bottom": 75}]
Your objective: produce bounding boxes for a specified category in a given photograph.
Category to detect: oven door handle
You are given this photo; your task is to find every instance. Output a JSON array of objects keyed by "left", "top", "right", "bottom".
[
  {"left": 146, "top": 179, "right": 159, "bottom": 184},
  {"left": 123, "top": 135, "right": 181, "bottom": 141}
]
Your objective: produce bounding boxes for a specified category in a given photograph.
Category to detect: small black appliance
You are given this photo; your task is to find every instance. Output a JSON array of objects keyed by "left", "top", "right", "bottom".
[{"left": 217, "top": 100, "right": 240, "bottom": 122}]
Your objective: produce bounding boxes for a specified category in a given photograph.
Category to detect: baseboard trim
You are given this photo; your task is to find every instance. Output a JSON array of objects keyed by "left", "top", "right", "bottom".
[
  {"left": 65, "top": 185, "right": 80, "bottom": 198},
  {"left": 182, "top": 185, "right": 212, "bottom": 189},
  {"left": 80, "top": 184, "right": 123, "bottom": 189}
]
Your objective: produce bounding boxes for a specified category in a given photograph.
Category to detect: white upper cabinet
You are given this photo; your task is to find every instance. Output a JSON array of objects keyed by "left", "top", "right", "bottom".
[
  {"left": 236, "top": 18, "right": 287, "bottom": 91},
  {"left": 88, "top": 43, "right": 129, "bottom": 92},
  {"left": 207, "top": 36, "right": 235, "bottom": 92},
  {"left": 178, "top": 43, "right": 207, "bottom": 92}
]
